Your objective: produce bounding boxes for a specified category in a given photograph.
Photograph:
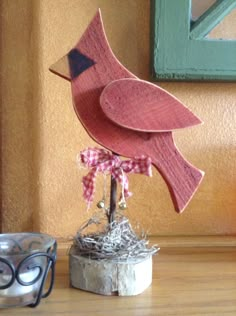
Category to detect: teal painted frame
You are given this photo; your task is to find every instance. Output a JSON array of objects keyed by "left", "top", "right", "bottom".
[{"left": 151, "top": 0, "right": 236, "bottom": 81}]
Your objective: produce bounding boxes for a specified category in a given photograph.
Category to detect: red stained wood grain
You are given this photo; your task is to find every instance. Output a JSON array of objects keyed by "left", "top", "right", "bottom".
[
  {"left": 50, "top": 10, "right": 204, "bottom": 213},
  {"left": 100, "top": 78, "right": 202, "bottom": 132}
]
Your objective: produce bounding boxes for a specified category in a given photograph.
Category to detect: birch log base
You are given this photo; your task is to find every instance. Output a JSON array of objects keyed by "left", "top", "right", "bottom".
[{"left": 69, "top": 246, "right": 152, "bottom": 296}]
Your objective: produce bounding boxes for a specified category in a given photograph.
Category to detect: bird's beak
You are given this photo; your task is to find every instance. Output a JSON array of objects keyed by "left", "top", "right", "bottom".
[{"left": 49, "top": 54, "right": 71, "bottom": 81}]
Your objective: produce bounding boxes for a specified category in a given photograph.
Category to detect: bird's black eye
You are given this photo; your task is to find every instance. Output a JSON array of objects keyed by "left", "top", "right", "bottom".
[{"left": 68, "top": 48, "right": 95, "bottom": 80}]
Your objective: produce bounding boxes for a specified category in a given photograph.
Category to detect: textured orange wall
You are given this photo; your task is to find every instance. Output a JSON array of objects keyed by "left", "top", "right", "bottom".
[
  {"left": 1, "top": 0, "right": 236, "bottom": 236},
  {"left": 1, "top": 0, "right": 38, "bottom": 232}
]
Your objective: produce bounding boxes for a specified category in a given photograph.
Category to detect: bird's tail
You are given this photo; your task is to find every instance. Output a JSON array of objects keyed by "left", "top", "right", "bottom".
[{"left": 148, "top": 133, "right": 204, "bottom": 213}]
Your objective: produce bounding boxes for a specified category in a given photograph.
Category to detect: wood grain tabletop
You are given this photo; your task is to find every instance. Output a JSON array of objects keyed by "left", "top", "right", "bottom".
[{"left": 1, "top": 237, "right": 236, "bottom": 315}]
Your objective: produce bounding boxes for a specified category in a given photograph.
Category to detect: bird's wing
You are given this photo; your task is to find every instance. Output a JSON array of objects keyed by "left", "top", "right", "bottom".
[{"left": 100, "top": 78, "right": 202, "bottom": 132}]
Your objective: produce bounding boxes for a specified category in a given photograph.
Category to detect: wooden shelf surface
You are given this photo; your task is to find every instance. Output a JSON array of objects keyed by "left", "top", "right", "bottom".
[{"left": 1, "top": 237, "right": 236, "bottom": 315}]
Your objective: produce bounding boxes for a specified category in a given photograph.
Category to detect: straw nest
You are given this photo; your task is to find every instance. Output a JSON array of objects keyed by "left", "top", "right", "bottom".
[{"left": 73, "top": 212, "right": 159, "bottom": 261}]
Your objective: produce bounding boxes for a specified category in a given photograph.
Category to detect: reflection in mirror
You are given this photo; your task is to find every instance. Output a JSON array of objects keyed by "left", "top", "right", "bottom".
[
  {"left": 191, "top": 0, "right": 217, "bottom": 20},
  {"left": 192, "top": 0, "right": 236, "bottom": 39}
]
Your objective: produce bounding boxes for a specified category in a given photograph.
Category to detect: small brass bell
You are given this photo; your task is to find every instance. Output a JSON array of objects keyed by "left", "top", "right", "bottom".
[
  {"left": 118, "top": 200, "right": 127, "bottom": 210},
  {"left": 97, "top": 200, "right": 105, "bottom": 209}
]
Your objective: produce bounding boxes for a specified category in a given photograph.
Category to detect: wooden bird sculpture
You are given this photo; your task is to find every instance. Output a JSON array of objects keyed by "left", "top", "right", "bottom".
[{"left": 50, "top": 10, "right": 204, "bottom": 213}]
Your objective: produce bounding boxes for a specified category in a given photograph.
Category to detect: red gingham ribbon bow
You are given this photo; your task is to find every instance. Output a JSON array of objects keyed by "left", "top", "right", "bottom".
[{"left": 79, "top": 147, "right": 152, "bottom": 206}]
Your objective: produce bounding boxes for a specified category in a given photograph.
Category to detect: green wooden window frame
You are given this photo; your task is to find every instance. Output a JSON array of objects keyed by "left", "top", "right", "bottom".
[{"left": 151, "top": 0, "right": 236, "bottom": 81}]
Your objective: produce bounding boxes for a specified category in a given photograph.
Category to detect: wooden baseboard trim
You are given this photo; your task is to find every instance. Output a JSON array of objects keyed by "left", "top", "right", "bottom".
[{"left": 56, "top": 235, "right": 236, "bottom": 253}]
